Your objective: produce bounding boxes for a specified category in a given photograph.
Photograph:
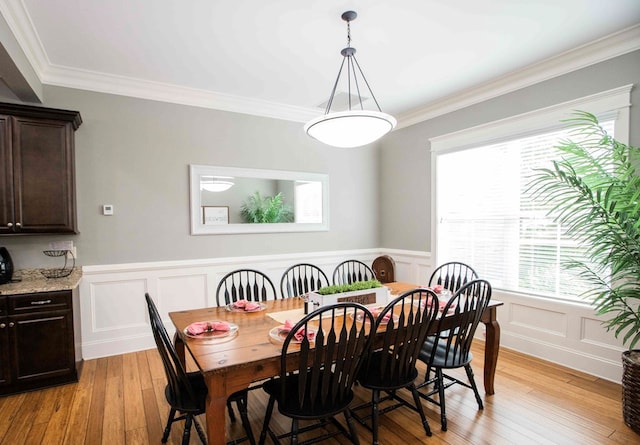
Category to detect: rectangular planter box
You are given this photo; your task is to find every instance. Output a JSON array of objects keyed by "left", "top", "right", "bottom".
[{"left": 307, "top": 286, "right": 390, "bottom": 309}]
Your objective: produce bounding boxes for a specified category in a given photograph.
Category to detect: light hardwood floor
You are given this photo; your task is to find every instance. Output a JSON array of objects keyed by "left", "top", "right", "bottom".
[{"left": 0, "top": 342, "right": 635, "bottom": 445}]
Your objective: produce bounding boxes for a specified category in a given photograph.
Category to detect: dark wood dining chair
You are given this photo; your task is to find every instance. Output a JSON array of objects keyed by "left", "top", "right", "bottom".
[
  {"left": 332, "top": 259, "right": 376, "bottom": 285},
  {"left": 279, "top": 263, "right": 329, "bottom": 298},
  {"left": 144, "top": 293, "right": 255, "bottom": 445},
  {"left": 216, "top": 269, "right": 277, "bottom": 306},
  {"left": 416, "top": 279, "right": 492, "bottom": 431},
  {"left": 258, "top": 303, "right": 375, "bottom": 445},
  {"left": 372, "top": 255, "right": 396, "bottom": 283},
  {"left": 428, "top": 261, "right": 478, "bottom": 293},
  {"left": 352, "top": 288, "right": 440, "bottom": 445}
]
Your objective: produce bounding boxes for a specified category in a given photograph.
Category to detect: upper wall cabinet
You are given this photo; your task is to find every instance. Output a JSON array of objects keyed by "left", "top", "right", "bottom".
[{"left": 0, "top": 102, "right": 82, "bottom": 235}]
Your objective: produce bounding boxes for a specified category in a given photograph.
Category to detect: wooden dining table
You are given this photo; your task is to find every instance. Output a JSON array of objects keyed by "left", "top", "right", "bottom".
[{"left": 168, "top": 282, "right": 503, "bottom": 445}]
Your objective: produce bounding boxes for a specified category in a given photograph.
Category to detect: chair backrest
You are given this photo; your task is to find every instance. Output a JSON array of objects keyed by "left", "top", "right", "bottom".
[
  {"left": 278, "top": 303, "right": 375, "bottom": 408},
  {"left": 145, "top": 293, "right": 198, "bottom": 409},
  {"left": 216, "top": 269, "right": 277, "bottom": 306},
  {"left": 280, "top": 263, "right": 329, "bottom": 298},
  {"left": 372, "top": 255, "right": 396, "bottom": 283},
  {"left": 365, "top": 289, "right": 439, "bottom": 385},
  {"left": 332, "top": 260, "right": 376, "bottom": 285},
  {"left": 426, "top": 279, "right": 492, "bottom": 366},
  {"left": 428, "top": 262, "right": 478, "bottom": 294}
]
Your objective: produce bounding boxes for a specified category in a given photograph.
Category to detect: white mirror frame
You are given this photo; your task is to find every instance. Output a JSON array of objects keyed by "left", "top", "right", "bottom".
[{"left": 190, "top": 165, "right": 330, "bottom": 235}]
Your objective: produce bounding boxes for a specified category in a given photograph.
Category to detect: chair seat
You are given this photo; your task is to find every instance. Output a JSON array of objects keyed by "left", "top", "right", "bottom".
[
  {"left": 357, "top": 350, "right": 419, "bottom": 390},
  {"left": 165, "top": 372, "right": 208, "bottom": 413},
  {"left": 419, "top": 338, "right": 473, "bottom": 369},
  {"left": 263, "top": 373, "right": 354, "bottom": 419}
]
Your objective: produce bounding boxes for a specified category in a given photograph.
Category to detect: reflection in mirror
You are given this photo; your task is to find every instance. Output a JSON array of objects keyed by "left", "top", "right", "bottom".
[
  {"left": 200, "top": 176, "right": 234, "bottom": 192},
  {"left": 190, "top": 165, "right": 329, "bottom": 235}
]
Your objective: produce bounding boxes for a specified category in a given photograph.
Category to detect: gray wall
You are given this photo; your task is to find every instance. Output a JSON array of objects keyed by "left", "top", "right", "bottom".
[
  {"left": 2, "top": 87, "right": 380, "bottom": 268},
  {"left": 379, "top": 50, "right": 640, "bottom": 252}
]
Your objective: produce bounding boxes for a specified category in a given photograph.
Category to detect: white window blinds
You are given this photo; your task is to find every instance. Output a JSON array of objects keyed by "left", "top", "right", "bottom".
[{"left": 436, "top": 120, "right": 614, "bottom": 301}]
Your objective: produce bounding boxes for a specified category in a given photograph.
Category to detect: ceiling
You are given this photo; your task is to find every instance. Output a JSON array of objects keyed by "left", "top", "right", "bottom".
[{"left": 1, "top": 0, "right": 639, "bottom": 128}]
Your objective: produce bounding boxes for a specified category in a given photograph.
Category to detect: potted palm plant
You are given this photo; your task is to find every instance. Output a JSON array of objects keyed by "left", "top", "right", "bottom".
[{"left": 527, "top": 111, "right": 640, "bottom": 434}]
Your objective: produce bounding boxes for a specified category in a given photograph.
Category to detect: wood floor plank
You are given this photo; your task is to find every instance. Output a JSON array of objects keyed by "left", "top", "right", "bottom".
[
  {"left": 1, "top": 390, "right": 43, "bottom": 443},
  {"left": 23, "top": 421, "right": 47, "bottom": 445},
  {"left": 141, "top": 387, "right": 164, "bottom": 444},
  {"left": 125, "top": 426, "right": 149, "bottom": 444},
  {"left": 63, "top": 358, "right": 97, "bottom": 445},
  {"left": 123, "top": 352, "right": 146, "bottom": 431},
  {"left": 85, "top": 357, "right": 109, "bottom": 444},
  {"left": 40, "top": 383, "right": 77, "bottom": 444},
  {"left": 0, "top": 392, "right": 26, "bottom": 441},
  {"left": 32, "top": 385, "right": 59, "bottom": 425},
  {"left": 135, "top": 350, "right": 153, "bottom": 391},
  {"left": 102, "top": 374, "right": 125, "bottom": 444}
]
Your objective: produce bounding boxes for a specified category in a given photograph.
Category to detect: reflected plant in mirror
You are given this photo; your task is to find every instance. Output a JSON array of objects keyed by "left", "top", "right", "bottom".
[
  {"left": 190, "top": 165, "right": 329, "bottom": 235},
  {"left": 240, "top": 192, "right": 294, "bottom": 223}
]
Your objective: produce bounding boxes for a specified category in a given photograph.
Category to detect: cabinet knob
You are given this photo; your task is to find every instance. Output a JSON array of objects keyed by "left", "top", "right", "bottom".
[
  {"left": 15, "top": 222, "right": 21, "bottom": 228},
  {"left": 0, "top": 323, "right": 5, "bottom": 329},
  {"left": 6, "top": 223, "right": 13, "bottom": 228},
  {"left": 8, "top": 322, "right": 14, "bottom": 328}
]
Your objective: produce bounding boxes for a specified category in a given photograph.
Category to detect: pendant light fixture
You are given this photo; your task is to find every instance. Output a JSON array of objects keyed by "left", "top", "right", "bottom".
[{"left": 304, "top": 11, "right": 396, "bottom": 148}]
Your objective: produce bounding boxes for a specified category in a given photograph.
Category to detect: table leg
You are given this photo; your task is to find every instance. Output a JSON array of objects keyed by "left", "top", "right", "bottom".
[
  {"left": 173, "top": 331, "right": 185, "bottom": 366},
  {"left": 204, "top": 373, "right": 229, "bottom": 445},
  {"left": 481, "top": 306, "right": 500, "bottom": 395}
]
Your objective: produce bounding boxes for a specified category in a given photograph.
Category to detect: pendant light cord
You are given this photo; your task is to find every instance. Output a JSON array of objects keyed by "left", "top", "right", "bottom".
[{"left": 323, "top": 13, "right": 384, "bottom": 115}]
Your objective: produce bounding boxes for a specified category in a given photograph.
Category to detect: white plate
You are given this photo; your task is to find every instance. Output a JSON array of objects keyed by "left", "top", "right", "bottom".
[
  {"left": 184, "top": 321, "right": 239, "bottom": 340},
  {"left": 225, "top": 302, "right": 267, "bottom": 313},
  {"left": 350, "top": 309, "right": 397, "bottom": 325},
  {"left": 269, "top": 325, "right": 316, "bottom": 344}
]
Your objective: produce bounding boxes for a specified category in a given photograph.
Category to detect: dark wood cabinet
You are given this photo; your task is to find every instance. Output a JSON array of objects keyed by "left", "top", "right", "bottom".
[
  {"left": 0, "top": 290, "right": 78, "bottom": 395},
  {"left": 0, "top": 102, "right": 82, "bottom": 235}
]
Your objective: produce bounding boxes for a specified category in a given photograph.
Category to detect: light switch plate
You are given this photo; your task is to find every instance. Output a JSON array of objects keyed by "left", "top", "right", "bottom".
[{"left": 103, "top": 204, "right": 114, "bottom": 215}]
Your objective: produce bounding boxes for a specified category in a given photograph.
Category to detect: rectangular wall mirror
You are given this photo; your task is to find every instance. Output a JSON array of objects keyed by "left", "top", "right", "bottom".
[{"left": 190, "top": 165, "right": 330, "bottom": 235}]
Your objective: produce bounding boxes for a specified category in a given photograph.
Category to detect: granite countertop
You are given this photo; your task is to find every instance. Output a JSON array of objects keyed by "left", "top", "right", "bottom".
[{"left": 0, "top": 268, "right": 82, "bottom": 295}]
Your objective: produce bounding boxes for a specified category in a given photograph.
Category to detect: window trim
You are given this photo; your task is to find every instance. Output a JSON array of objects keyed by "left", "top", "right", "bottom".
[{"left": 429, "top": 84, "right": 633, "bottom": 286}]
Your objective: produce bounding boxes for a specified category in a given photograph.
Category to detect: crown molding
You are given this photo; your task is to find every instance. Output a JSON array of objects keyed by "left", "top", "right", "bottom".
[
  {"left": 0, "top": 0, "right": 49, "bottom": 78},
  {"left": 41, "top": 63, "right": 320, "bottom": 122},
  {"left": 2, "top": 1, "right": 639, "bottom": 125},
  {"left": 396, "top": 24, "right": 640, "bottom": 129}
]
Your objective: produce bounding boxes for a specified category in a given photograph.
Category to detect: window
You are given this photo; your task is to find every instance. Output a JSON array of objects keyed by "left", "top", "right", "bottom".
[
  {"left": 294, "top": 180, "right": 323, "bottom": 223},
  {"left": 431, "top": 85, "right": 631, "bottom": 301}
]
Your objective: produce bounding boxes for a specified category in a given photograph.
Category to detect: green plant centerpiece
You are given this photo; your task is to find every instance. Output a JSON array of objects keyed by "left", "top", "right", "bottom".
[
  {"left": 308, "top": 280, "right": 387, "bottom": 309},
  {"left": 527, "top": 111, "right": 640, "bottom": 433},
  {"left": 240, "top": 191, "right": 294, "bottom": 223},
  {"left": 316, "top": 280, "right": 382, "bottom": 295}
]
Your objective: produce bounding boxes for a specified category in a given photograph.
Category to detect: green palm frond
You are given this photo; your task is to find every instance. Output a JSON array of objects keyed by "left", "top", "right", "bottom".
[
  {"left": 240, "top": 192, "right": 294, "bottom": 223},
  {"left": 526, "top": 111, "right": 640, "bottom": 349}
]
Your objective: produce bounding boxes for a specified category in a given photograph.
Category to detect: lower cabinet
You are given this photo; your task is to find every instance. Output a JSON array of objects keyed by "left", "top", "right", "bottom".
[{"left": 0, "top": 290, "right": 78, "bottom": 395}]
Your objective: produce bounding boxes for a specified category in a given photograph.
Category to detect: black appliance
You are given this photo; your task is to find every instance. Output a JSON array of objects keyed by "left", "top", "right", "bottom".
[{"left": 0, "top": 247, "right": 13, "bottom": 284}]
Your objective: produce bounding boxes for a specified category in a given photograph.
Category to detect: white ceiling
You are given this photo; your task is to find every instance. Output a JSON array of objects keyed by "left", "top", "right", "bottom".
[{"left": 1, "top": 0, "right": 640, "bottom": 127}]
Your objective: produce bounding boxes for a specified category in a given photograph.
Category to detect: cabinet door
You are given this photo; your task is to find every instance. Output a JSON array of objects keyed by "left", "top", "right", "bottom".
[
  {"left": 0, "top": 297, "right": 10, "bottom": 385},
  {"left": 0, "top": 320, "right": 10, "bottom": 386},
  {"left": 0, "top": 116, "right": 13, "bottom": 234},
  {"left": 10, "top": 310, "right": 74, "bottom": 382},
  {"left": 11, "top": 116, "right": 77, "bottom": 233}
]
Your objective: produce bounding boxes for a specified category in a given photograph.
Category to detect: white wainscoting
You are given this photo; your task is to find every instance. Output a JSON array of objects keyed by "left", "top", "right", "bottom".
[
  {"left": 495, "top": 289, "right": 625, "bottom": 383},
  {"left": 78, "top": 248, "right": 625, "bottom": 383}
]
